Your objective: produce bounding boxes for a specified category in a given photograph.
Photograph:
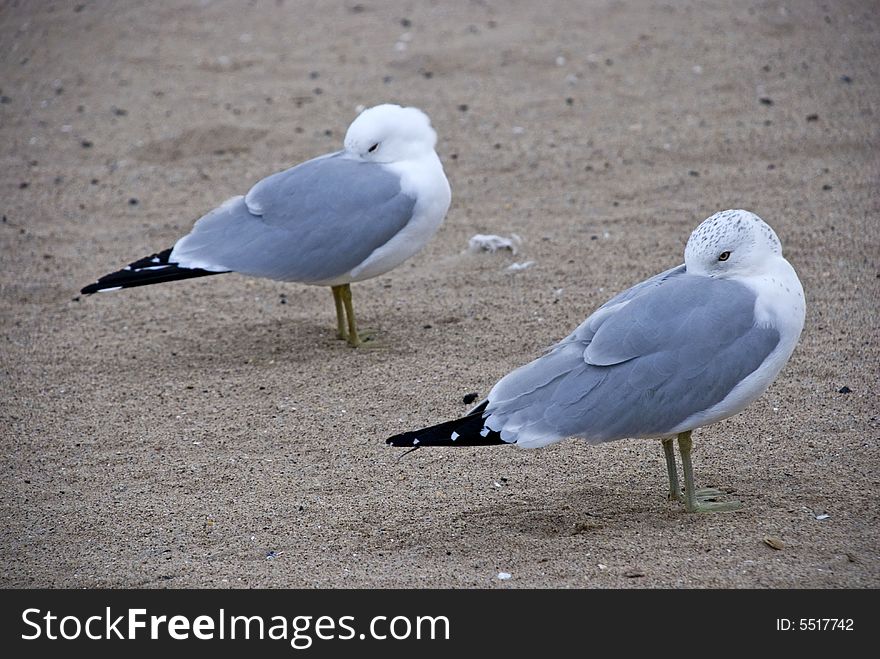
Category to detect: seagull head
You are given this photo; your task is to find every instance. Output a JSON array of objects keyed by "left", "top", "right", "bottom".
[
  {"left": 344, "top": 104, "right": 438, "bottom": 163},
  {"left": 684, "top": 209, "right": 784, "bottom": 278}
]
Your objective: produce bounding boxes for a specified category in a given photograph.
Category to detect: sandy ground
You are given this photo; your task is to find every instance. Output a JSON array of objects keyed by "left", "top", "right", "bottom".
[{"left": 1, "top": 0, "right": 878, "bottom": 589}]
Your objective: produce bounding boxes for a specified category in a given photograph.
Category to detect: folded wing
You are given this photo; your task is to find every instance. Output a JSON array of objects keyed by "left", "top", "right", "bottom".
[
  {"left": 486, "top": 272, "right": 780, "bottom": 446},
  {"left": 170, "top": 153, "right": 417, "bottom": 283}
]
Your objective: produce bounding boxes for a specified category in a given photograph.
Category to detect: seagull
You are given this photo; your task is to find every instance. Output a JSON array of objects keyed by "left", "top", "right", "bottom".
[
  {"left": 387, "top": 210, "right": 806, "bottom": 512},
  {"left": 80, "top": 104, "right": 452, "bottom": 346}
]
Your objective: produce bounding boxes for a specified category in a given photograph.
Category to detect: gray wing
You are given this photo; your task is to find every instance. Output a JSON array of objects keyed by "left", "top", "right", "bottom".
[
  {"left": 486, "top": 273, "right": 780, "bottom": 446},
  {"left": 596, "top": 263, "right": 687, "bottom": 311},
  {"left": 556, "top": 263, "right": 687, "bottom": 346},
  {"left": 489, "top": 264, "right": 687, "bottom": 405},
  {"left": 170, "top": 152, "right": 417, "bottom": 283}
]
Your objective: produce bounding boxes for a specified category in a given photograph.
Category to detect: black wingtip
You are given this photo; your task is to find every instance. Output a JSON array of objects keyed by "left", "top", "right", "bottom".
[
  {"left": 80, "top": 247, "right": 226, "bottom": 295},
  {"left": 385, "top": 402, "right": 504, "bottom": 448},
  {"left": 386, "top": 430, "right": 419, "bottom": 447}
]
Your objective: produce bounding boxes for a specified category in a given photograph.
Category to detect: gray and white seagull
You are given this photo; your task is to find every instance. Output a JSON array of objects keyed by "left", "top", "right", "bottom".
[
  {"left": 387, "top": 210, "right": 806, "bottom": 512},
  {"left": 81, "top": 104, "right": 452, "bottom": 346}
]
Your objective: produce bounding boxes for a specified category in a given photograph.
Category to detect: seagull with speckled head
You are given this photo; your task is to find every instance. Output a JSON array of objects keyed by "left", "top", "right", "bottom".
[
  {"left": 81, "top": 104, "right": 452, "bottom": 347},
  {"left": 387, "top": 210, "right": 805, "bottom": 513}
]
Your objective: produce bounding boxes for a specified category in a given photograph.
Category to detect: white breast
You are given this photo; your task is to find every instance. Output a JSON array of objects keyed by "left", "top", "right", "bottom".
[
  {"left": 346, "top": 152, "right": 451, "bottom": 283},
  {"left": 671, "top": 257, "right": 806, "bottom": 434}
]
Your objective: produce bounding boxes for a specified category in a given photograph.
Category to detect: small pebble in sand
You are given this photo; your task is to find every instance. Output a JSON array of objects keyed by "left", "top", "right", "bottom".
[
  {"left": 506, "top": 261, "right": 535, "bottom": 273},
  {"left": 763, "top": 535, "right": 785, "bottom": 550},
  {"left": 462, "top": 392, "right": 479, "bottom": 404},
  {"left": 497, "top": 572, "right": 511, "bottom": 580},
  {"left": 838, "top": 385, "right": 851, "bottom": 394}
]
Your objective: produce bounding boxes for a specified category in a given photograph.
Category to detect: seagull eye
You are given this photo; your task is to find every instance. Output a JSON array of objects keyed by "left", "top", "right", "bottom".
[
  {"left": 367, "top": 143, "right": 379, "bottom": 153},
  {"left": 718, "top": 251, "right": 731, "bottom": 262}
]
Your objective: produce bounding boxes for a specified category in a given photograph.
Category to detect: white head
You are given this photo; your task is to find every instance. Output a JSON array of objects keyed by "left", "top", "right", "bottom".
[
  {"left": 684, "top": 209, "right": 784, "bottom": 278},
  {"left": 343, "top": 104, "right": 438, "bottom": 163}
]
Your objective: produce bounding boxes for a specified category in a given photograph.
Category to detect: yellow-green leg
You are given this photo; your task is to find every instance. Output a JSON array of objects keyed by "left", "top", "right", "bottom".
[
  {"left": 661, "top": 437, "right": 682, "bottom": 502},
  {"left": 339, "top": 283, "right": 361, "bottom": 347},
  {"left": 337, "top": 283, "right": 381, "bottom": 347},
  {"left": 677, "top": 430, "right": 741, "bottom": 513},
  {"left": 331, "top": 285, "right": 347, "bottom": 341},
  {"left": 330, "top": 283, "right": 379, "bottom": 348}
]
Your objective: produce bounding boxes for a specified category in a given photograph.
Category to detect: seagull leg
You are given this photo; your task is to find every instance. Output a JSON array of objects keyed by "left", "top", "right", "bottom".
[
  {"left": 677, "top": 431, "right": 741, "bottom": 513},
  {"left": 331, "top": 285, "right": 347, "bottom": 340},
  {"left": 661, "top": 437, "right": 682, "bottom": 502},
  {"left": 339, "top": 283, "right": 380, "bottom": 347},
  {"left": 339, "top": 283, "right": 361, "bottom": 346}
]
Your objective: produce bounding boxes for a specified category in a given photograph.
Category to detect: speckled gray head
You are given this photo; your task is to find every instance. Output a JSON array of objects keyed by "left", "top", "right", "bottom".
[{"left": 685, "top": 209, "right": 783, "bottom": 277}]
